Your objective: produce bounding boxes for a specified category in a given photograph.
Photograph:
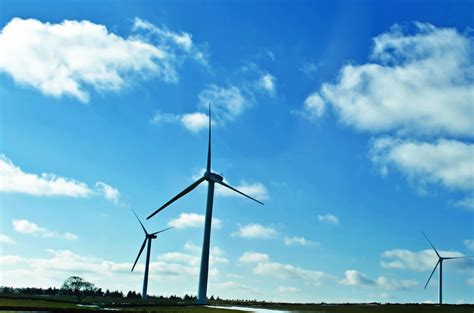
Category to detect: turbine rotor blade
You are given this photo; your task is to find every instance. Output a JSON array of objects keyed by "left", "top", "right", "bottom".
[
  {"left": 207, "top": 102, "right": 211, "bottom": 173},
  {"left": 131, "top": 238, "right": 147, "bottom": 272},
  {"left": 443, "top": 256, "right": 474, "bottom": 260},
  {"left": 132, "top": 209, "right": 148, "bottom": 235},
  {"left": 147, "top": 177, "right": 206, "bottom": 219},
  {"left": 424, "top": 260, "right": 440, "bottom": 289},
  {"left": 217, "top": 181, "right": 264, "bottom": 205},
  {"left": 151, "top": 226, "right": 175, "bottom": 236},
  {"left": 421, "top": 231, "right": 440, "bottom": 258}
]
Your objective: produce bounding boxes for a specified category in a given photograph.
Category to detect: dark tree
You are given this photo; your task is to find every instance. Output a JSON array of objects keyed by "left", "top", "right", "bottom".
[{"left": 60, "top": 276, "right": 97, "bottom": 303}]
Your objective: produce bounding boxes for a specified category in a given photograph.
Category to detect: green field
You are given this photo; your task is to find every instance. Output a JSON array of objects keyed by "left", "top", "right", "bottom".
[{"left": 1, "top": 296, "right": 473, "bottom": 313}]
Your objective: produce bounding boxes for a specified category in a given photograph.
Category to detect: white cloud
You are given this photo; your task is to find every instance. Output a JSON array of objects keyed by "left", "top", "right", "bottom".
[
  {"left": 0, "top": 234, "right": 15, "bottom": 244},
  {"left": 370, "top": 138, "right": 474, "bottom": 191},
  {"left": 238, "top": 251, "right": 270, "bottom": 263},
  {"left": 468, "top": 277, "right": 474, "bottom": 286},
  {"left": 12, "top": 219, "right": 78, "bottom": 240},
  {"left": 0, "top": 154, "right": 120, "bottom": 203},
  {"left": 283, "top": 236, "right": 318, "bottom": 247},
  {"left": 339, "top": 270, "right": 417, "bottom": 290},
  {"left": 300, "top": 62, "right": 318, "bottom": 79},
  {"left": 0, "top": 17, "right": 206, "bottom": 102},
  {"left": 452, "top": 196, "right": 474, "bottom": 211},
  {"left": 198, "top": 85, "right": 250, "bottom": 125},
  {"left": 258, "top": 73, "right": 276, "bottom": 96},
  {"left": 239, "top": 251, "right": 326, "bottom": 285},
  {"left": 339, "top": 270, "right": 375, "bottom": 286},
  {"left": 277, "top": 286, "right": 300, "bottom": 293},
  {"left": 232, "top": 223, "right": 277, "bottom": 239},
  {"left": 180, "top": 112, "right": 209, "bottom": 133},
  {"left": 0, "top": 255, "right": 23, "bottom": 265},
  {"left": 254, "top": 261, "right": 325, "bottom": 284},
  {"left": 381, "top": 248, "right": 471, "bottom": 271},
  {"left": 318, "top": 213, "right": 339, "bottom": 225},
  {"left": 464, "top": 239, "right": 474, "bottom": 251},
  {"left": 216, "top": 180, "right": 269, "bottom": 201},
  {"left": 95, "top": 182, "right": 120, "bottom": 204},
  {"left": 304, "top": 23, "right": 473, "bottom": 137},
  {"left": 0, "top": 154, "right": 91, "bottom": 197},
  {"left": 301, "top": 93, "right": 325, "bottom": 120},
  {"left": 168, "top": 213, "right": 222, "bottom": 229}
]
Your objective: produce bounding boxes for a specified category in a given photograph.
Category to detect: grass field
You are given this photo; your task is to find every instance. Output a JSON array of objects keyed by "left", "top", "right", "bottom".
[{"left": 1, "top": 296, "right": 473, "bottom": 313}]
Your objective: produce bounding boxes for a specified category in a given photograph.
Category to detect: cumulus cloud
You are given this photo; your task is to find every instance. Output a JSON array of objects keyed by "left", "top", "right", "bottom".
[
  {"left": 216, "top": 180, "right": 269, "bottom": 201},
  {"left": 0, "top": 17, "right": 206, "bottom": 102},
  {"left": 381, "top": 248, "right": 472, "bottom": 271},
  {"left": 168, "top": 213, "right": 222, "bottom": 229},
  {"left": 0, "top": 154, "right": 119, "bottom": 203},
  {"left": 303, "top": 23, "right": 473, "bottom": 137},
  {"left": 339, "top": 270, "right": 417, "bottom": 290},
  {"left": 277, "top": 286, "right": 300, "bottom": 293},
  {"left": 339, "top": 270, "right": 375, "bottom": 286},
  {"left": 197, "top": 85, "right": 250, "bottom": 124},
  {"left": 370, "top": 138, "right": 474, "bottom": 191},
  {"left": 318, "top": 213, "right": 339, "bottom": 225},
  {"left": 283, "top": 236, "right": 319, "bottom": 247},
  {"left": 232, "top": 223, "right": 277, "bottom": 239},
  {"left": 300, "top": 93, "right": 325, "bottom": 120},
  {"left": 0, "top": 234, "right": 15, "bottom": 244},
  {"left": 95, "top": 182, "right": 120, "bottom": 204},
  {"left": 12, "top": 219, "right": 78, "bottom": 240},
  {"left": 258, "top": 73, "right": 276, "bottom": 96},
  {"left": 238, "top": 251, "right": 270, "bottom": 263}
]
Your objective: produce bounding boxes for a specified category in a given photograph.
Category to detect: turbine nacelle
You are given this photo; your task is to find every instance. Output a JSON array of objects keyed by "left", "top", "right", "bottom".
[{"left": 205, "top": 171, "right": 224, "bottom": 182}]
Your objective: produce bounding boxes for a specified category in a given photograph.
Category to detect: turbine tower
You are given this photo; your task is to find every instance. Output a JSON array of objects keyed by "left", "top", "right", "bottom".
[
  {"left": 422, "top": 231, "right": 472, "bottom": 305},
  {"left": 131, "top": 210, "right": 173, "bottom": 301},
  {"left": 147, "top": 103, "right": 264, "bottom": 304}
]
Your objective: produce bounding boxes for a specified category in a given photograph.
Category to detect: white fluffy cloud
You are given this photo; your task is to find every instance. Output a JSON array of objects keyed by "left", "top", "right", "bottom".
[
  {"left": 318, "top": 213, "right": 339, "bottom": 225},
  {"left": 198, "top": 85, "right": 250, "bottom": 124},
  {"left": 283, "top": 236, "right": 318, "bottom": 247},
  {"left": 232, "top": 223, "right": 277, "bottom": 239},
  {"left": 95, "top": 182, "right": 120, "bottom": 204},
  {"left": 381, "top": 248, "right": 471, "bottom": 271},
  {"left": 339, "top": 270, "right": 417, "bottom": 290},
  {"left": 301, "top": 23, "right": 474, "bottom": 207},
  {"left": 258, "top": 73, "right": 276, "bottom": 96},
  {"left": 370, "top": 138, "right": 474, "bottom": 191},
  {"left": 239, "top": 251, "right": 325, "bottom": 284},
  {"left": 168, "top": 212, "right": 222, "bottom": 229},
  {"left": 0, "top": 234, "right": 15, "bottom": 244},
  {"left": 339, "top": 270, "right": 375, "bottom": 286},
  {"left": 0, "top": 154, "right": 119, "bottom": 203},
  {"left": 180, "top": 112, "right": 210, "bottom": 133},
  {"left": 216, "top": 180, "right": 269, "bottom": 201},
  {"left": 238, "top": 251, "right": 270, "bottom": 263},
  {"left": 0, "top": 17, "right": 205, "bottom": 102},
  {"left": 304, "top": 23, "right": 473, "bottom": 137},
  {"left": 12, "top": 219, "right": 78, "bottom": 240}
]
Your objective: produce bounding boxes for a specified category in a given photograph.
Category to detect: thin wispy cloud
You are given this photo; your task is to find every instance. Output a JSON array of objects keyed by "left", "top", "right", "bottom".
[
  {"left": 0, "top": 234, "right": 15, "bottom": 244},
  {"left": 283, "top": 236, "right": 319, "bottom": 247},
  {"left": 318, "top": 213, "right": 339, "bottom": 225}
]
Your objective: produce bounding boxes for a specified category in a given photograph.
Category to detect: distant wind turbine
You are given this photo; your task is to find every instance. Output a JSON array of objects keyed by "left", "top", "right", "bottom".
[
  {"left": 422, "top": 231, "right": 472, "bottom": 305},
  {"left": 147, "top": 103, "right": 264, "bottom": 305},
  {"left": 131, "top": 210, "right": 173, "bottom": 301}
]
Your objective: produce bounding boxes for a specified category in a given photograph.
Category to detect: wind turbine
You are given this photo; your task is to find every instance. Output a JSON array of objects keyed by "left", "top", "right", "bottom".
[
  {"left": 422, "top": 231, "right": 472, "bottom": 305},
  {"left": 131, "top": 210, "right": 173, "bottom": 301},
  {"left": 147, "top": 103, "right": 264, "bottom": 304}
]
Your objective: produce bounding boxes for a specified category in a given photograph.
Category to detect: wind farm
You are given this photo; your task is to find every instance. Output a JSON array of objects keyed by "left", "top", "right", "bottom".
[{"left": 0, "top": 0, "right": 473, "bottom": 312}]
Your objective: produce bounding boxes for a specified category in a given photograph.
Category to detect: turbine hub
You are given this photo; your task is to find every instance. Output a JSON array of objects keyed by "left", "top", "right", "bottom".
[{"left": 207, "top": 172, "right": 223, "bottom": 182}]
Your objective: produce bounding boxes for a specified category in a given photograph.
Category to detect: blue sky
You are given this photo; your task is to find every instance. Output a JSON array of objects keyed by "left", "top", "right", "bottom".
[{"left": 0, "top": 0, "right": 473, "bottom": 304}]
